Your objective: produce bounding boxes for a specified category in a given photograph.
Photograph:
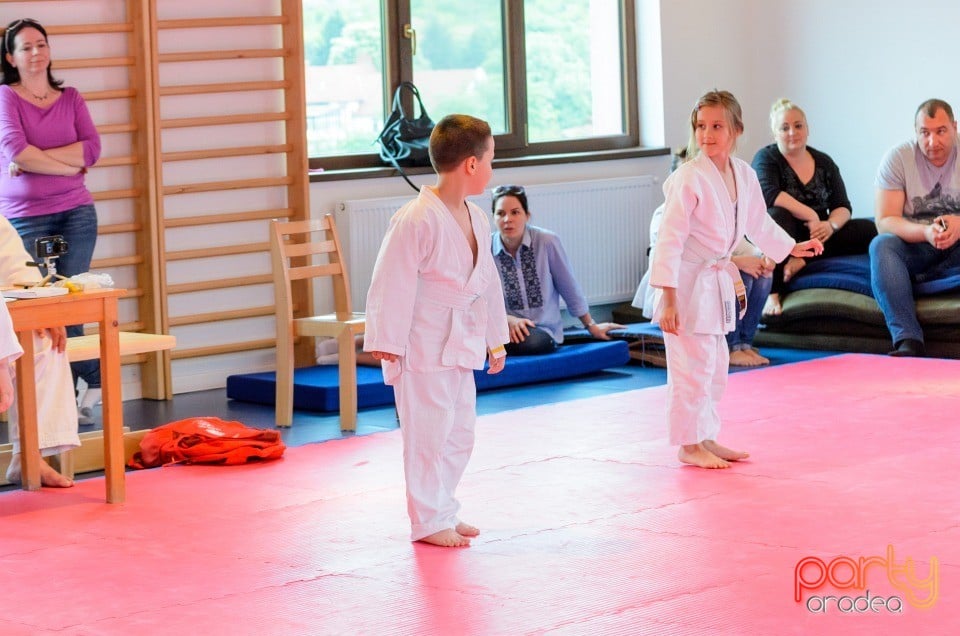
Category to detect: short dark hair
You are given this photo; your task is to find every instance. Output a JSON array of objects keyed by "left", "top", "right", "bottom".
[
  {"left": 1, "top": 18, "right": 63, "bottom": 89},
  {"left": 915, "top": 98, "right": 955, "bottom": 123},
  {"left": 429, "top": 114, "right": 491, "bottom": 174}
]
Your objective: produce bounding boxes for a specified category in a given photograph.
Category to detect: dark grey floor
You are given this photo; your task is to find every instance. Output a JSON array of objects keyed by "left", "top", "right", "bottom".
[{"left": 2, "top": 346, "right": 833, "bottom": 488}]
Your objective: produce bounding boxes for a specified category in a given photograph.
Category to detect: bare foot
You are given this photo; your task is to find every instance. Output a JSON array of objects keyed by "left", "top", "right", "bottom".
[
  {"left": 762, "top": 294, "right": 782, "bottom": 317},
  {"left": 40, "top": 461, "right": 74, "bottom": 488},
  {"left": 455, "top": 522, "right": 480, "bottom": 537},
  {"left": 678, "top": 444, "right": 730, "bottom": 469},
  {"left": 746, "top": 348, "right": 770, "bottom": 366},
  {"left": 417, "top": 528, "right": 471, "bottom": 547},
  {"left": 5, "top": 454, "right": 74, "bottom": 488},
  {"left": 782, "top": 257, "right": 807, "bottom": 283},
  {"left": 702, "top": 439, "right": 749, "bottom": 462},
  {"left": 729, "top": 349, "right": 762, "bottom": 367}
]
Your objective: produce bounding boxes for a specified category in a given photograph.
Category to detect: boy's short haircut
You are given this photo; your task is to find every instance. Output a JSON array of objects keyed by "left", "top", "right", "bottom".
[{"left": 429, "top": 114, "right": 492, "bottom": 173}]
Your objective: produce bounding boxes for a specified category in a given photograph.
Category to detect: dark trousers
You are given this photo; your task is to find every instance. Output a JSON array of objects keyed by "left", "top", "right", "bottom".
[{"left": 767, "top": 206, "right": 877, "bottom": 294}]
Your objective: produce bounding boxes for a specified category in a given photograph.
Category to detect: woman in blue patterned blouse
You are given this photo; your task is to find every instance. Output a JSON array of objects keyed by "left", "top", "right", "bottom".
[{"left": 491, "top": 184, "right": 623, "bottom": 355}]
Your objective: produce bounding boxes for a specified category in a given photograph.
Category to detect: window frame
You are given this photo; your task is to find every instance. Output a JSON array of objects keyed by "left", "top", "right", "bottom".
[{"left": 307, "top": 0, "right": 640, "bottom": 173}]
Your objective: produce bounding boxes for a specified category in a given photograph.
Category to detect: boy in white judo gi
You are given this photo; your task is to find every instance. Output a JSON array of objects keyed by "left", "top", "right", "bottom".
[
  {"left": 364, "top": 114, "right": 509, "bottom": 547},
  {"left": 648, "top": 90, "right": 822, "bottom": 469}
]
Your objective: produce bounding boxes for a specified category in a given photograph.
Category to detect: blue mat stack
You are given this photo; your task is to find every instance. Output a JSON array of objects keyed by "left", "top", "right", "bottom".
[{"left": 226, "top": 340, "right": 631, "bottom": 413}]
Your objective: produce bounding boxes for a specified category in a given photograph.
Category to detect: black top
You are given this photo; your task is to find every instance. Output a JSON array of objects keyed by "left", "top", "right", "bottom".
[{"left": 752, "top": 144, "right": 852, "bottom": 218}]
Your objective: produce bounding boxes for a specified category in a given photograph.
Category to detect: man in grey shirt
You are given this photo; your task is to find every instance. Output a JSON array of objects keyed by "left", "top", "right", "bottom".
[{"left": 871, "top": 98, "right": 960, "bottom": 357}]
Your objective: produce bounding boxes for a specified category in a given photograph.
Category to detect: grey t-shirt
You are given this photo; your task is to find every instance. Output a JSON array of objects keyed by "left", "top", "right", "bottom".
[{"left": 876, "top": 140, "right": 960, "bottom": 220}]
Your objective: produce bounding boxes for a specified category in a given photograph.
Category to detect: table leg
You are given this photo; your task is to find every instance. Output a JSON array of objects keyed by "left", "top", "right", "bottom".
[
  {"left": 100, "top": 299, "right": 125, "bottom": 503},
  {"left": 15, "top": 331, "right": 40, "bottom": 490}
]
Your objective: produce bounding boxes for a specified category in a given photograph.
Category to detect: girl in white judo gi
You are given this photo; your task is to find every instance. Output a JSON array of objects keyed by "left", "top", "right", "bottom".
[
  {"left": 1, "top": 215, "right": 79, "bottom": 487},
  {"left": 648, "top": 90, "right": 823, "bottom": 469},
  {"left": 364, "top": 114, "right": 509, "bottom": 547}
]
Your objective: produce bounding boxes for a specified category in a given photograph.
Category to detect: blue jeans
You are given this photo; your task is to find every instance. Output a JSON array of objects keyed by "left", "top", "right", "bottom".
[
  {"left": 726, "top": 271, "right": 773, "bottom": 350},
  {"left": 869, "top": 233, "right": 960, "bottom": 346},
  {"left": 505, "top": 326, "right": 558, "bottom": 356},
  {"left": 10, "top": 204, "right": 101, "bottom": 388}
]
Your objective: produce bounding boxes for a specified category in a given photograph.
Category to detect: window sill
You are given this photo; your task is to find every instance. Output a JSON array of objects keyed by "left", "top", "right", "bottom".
[{"left": 308, "top": 146, "right": 670, "bottom": 183}]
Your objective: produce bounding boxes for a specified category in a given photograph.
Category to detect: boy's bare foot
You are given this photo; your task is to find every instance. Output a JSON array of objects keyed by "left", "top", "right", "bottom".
[
  {"left": 746, "top": 348, "right": 770, "bottom": 365},
  {"left": 417, "top": 528, "right": 470, "bottom": 547},
  {"left": 455, "top": 522, "right": 480, "bottom": 537},
  {"left": 783, "top": 257, "right": 807, "bottom": 283},
  {"left": 762, "top": 294, "right": 782, "bottom": 317},
  {"left": 5, "top": 454, "right": 74, "bottom": 488},
  {"left": 678, "top": 444, "right": 730, "bottom": 469},
  {"left": 729, "top": 349, "right": 762, "bottom": 367},
  {"left": 702, "top": 440, "right": 749, "bottom": 462}
]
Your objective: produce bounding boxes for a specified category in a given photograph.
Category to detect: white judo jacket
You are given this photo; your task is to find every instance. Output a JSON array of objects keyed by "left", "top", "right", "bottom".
[
  {"left": 364, "top": 187, "right": 509, "bottom": 384},
  {"left": 647, "top": 152, "right": 794, "bottom": 335}
]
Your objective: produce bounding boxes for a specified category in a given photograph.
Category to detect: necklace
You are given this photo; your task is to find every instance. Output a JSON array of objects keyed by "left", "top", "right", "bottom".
[{"left": 19, "top": 85, "right": 50, "bottom": 101}]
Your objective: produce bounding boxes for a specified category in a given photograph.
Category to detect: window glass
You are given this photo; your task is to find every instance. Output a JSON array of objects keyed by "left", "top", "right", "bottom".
[
  {"left": 525, "top": 0, "right": 625, "bottom": 142},
  {"left": 409, "top": 0, "right": 506, "bottom": 133},
  {"left": 303, "top": 0, "right": 385, "bottom": 157}
]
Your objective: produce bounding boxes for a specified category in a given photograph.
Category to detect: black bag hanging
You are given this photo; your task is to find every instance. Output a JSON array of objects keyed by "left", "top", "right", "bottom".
[{"left": 375, "top": 81, "right": 436, "bottom": 192}]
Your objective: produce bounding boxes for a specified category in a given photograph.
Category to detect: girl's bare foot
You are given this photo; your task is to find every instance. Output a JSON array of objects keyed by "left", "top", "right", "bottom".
[
  {"left": 678, "top": 444, "right": 730, "bottom": 469},
  {"left": 417, "top": 528, "right": 470, "bottom": 547},
  {"left": 783, "top": 257, "right": 807, "bottom": 283},
  {"left": 762, "top": 294, "right": 782, "bottom": 317},
  {"left": 702, "top": 440, "right": 749, "bottom": 462},
  {"left": 746, "top": 348, "right": 770, "bottom": 365},
  {"left": 729, "top": 349, "right": 762, "bottom": 367},
  {"left": 455, "top": 522, "right": 480, "bottom": 537}
]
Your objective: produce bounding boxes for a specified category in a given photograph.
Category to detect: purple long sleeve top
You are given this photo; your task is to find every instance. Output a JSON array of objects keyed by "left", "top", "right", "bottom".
[{"left": 0, "top": 85, "right": 101, "bottom": 219}]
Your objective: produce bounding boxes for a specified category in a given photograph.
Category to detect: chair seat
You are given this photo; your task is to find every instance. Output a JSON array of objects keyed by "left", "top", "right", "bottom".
[{"left": 293, "top": 314, "right": 366, "bottom": 338}]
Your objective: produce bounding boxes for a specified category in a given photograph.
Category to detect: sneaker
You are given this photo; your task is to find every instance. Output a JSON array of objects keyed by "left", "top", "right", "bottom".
[{"left": 78, "top": 406, "right": 95, "bottom": 426}]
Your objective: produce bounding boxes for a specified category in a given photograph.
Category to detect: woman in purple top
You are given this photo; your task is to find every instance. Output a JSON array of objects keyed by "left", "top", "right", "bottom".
[{"left": 0, "top": 18, "right": 102, "bottom": 423}]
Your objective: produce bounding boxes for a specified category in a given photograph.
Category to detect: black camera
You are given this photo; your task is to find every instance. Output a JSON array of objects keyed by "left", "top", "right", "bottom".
[{"left": 35, "top": 235, "right": 69, "bottom": 259}]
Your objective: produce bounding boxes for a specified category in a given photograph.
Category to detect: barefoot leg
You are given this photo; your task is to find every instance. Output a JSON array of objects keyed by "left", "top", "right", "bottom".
[
  {"left": 746, "top": 348, "right": 770, "bottom": 366},
  {"left": 678, "top": 443, "right": 730, "bottom": 469},
  {"left": 782, "top": 257, "right": 807, "bottom": 283},
  {"left": 417, "top": 528, "right": 471, "bottom": 547},
  {"left": 39, "top": 460, "right": 74, "bottom": 488},
  {"left": 702, "top": 439, "right": 749, "bottom": 462},
  {"left": 5, "top": 453, "right": 74, "bottom": 488},
  {"left": 762, "top": 293, "right": 782, "bottom": 317},
  {"left": 455, "top": 522, "right": 480, "bottom": 537},
  {"left": 729, "top": 349, "right": 762, "bottom": 367}
]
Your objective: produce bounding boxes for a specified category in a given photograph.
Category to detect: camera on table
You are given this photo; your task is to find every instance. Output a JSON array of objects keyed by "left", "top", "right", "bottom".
[{"left": 35, "top": 235, "right": 69, "bottom": 259}]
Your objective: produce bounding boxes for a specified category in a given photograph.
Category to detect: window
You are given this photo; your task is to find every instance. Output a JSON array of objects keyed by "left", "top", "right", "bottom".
[{"left": 304, "top": 0, "right": 638, "bottom": 171}]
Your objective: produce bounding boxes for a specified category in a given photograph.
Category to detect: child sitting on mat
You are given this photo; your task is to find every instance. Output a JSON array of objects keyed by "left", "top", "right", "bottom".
[
  {"left": 647, "top": 90, "right": 822, "bottom": 469},
  {"left": 364, "top": 114, "right": 509, "bottom": 547}
]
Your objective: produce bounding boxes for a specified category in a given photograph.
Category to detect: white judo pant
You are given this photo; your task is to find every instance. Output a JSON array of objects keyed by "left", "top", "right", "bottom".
[
  {"left": 663, "top": 331, "right": 728, "bottom": 446},
  {"left": 394, "top": 366, "right": 476, "bottom": 541},
  {"left": 8, "top": 332, "right": 81, "bottom": 456}
]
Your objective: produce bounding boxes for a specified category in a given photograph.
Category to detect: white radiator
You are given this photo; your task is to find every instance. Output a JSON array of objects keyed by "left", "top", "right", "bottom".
[{"left": 337, "top": 175, "right": 657, "bottom": 310}]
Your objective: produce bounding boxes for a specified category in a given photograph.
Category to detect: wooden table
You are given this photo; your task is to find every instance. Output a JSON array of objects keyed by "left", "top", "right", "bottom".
[{"left": 8, "top": 289, "right": 126, "bottom": 503}]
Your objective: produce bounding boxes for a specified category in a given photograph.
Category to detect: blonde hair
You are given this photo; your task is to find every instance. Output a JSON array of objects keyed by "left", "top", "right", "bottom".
[
  {"left": 686, "top": 90, "right": 744, "bottom": 159},
  {"left": 769, "top": 98, "right": 806, "bottom": 134}
]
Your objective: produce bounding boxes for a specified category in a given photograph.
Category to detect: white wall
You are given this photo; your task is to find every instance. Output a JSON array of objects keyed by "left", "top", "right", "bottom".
[{"left": 659, "top": 0, "right": 960, "bottom": 218}]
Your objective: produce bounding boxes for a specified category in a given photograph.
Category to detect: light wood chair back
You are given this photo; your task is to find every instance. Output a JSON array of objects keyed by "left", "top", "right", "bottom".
[{"left": 270, "top": 215, "right": 365, "bottom": 429}]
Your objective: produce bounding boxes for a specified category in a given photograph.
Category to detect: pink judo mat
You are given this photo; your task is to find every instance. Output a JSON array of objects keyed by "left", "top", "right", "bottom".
[{"left": 0, "top": 353, "right": 956, "bottom": 634}]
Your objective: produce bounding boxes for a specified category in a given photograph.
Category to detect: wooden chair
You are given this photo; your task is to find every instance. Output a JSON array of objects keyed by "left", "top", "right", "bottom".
[{"left": 270, "top": 215, "right": 366, "bottom": 430}]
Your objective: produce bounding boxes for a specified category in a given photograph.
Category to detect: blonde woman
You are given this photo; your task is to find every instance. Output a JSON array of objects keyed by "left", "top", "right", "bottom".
[{"left": 752, "top": 99, "right": 876, "bottom": 316}]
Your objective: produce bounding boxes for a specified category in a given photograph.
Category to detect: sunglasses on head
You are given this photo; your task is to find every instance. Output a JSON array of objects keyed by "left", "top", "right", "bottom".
[
  {"left": 4, "top": 19, "right": 43, "bottom": 50},
  {"left": 492, "top": 185, "right": 525, "bottom": 197}
]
